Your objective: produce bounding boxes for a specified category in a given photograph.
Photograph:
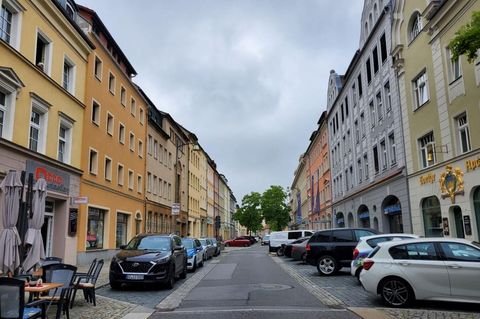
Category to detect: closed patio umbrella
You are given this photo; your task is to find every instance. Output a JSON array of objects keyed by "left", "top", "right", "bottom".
[
  {"left": 0, "top": 170, "right": 23, "bottom": 274},
  {"left": 22, "top": 178, "right": 47, "bottom": 272}
]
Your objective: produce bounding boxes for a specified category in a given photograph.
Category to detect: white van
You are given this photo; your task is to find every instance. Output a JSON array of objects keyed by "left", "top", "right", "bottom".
[{"left": 268, "top": 230, "right": 313, "bottom": 253}]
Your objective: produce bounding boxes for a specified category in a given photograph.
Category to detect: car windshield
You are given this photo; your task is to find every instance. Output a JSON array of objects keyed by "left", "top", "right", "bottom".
[
  {"left": 182, "top": 239, "right": 194, "bottom": 249},
  {"left": 125, "top": 236, "right": 171, "bottom": 251},
  {"left": 264, "top": 235, "right": 270, "bottom": 240},
  {"left": 199, "top": 239, "right": 207, "bottom": 245}
]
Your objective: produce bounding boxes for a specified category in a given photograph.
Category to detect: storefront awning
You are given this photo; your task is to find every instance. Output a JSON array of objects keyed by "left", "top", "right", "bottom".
[
  {"left": 358, "top": 212, "right": 370, "bottom": 219},
  {"left": 384, "top": 203, "right": 401, "bottom": 215}
]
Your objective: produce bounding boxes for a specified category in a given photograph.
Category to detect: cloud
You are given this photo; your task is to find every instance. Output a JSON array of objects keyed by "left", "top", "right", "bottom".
[{"left": 78, "top": 0, "right": 363, "bottom": 200}]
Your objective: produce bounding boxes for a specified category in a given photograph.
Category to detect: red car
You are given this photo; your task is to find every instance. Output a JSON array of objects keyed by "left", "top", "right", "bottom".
[{"left": 224, "top": 237, "right": 251, "bottom": 247}]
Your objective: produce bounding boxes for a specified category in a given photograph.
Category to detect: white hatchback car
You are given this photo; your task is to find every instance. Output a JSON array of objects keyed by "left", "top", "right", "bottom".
[
  {"left": 360, "top": 238, "right": 480, "bottom": 307},
  {"left": 350, "top": 233, "right": 419, "bottom": 279}
]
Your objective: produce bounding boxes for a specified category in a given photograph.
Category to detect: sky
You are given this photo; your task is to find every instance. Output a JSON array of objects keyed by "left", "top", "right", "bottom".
[{"left": 78, "top": 0, "right": 364, "bottom": 202}]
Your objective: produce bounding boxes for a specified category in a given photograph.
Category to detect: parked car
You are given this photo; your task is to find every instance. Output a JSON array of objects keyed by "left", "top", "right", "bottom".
[
  {"left": 199, "top": 238, "right": 216, "bottom": 260},
  {"left": 269, "top": 230, "right": 314, "bottom": 253},
  {"left": 305, "top": 228, "right": 378, "bottom": 276},
  {"left": 224, "top": 237, "right": 251, "bottom": 247},
  {"left": 181, "top": 238, "right": 204, "bottom": 271},
  {"left": 239, "top": 235, "right": 256, "bottom": 244},
  {"left": 360, "top": 238, "right": 480, "bottom": 307},
  {"left": 209, "top": 237, "right": 221, "bottom": 256},
  {"left": 261, "top": 235, "right": 270, "bottom": 246},
  {"left": 350, "top": 233, "right": 419, "bottom": 279},
  {"left": 291, "top": 239, "right": 309, "bottom": 262},
  {"left": 109, "top": 233, "right": 187, "bottom": 290},
  {"left": 282, "top": 236, "right": 311, "bottom": 258}
]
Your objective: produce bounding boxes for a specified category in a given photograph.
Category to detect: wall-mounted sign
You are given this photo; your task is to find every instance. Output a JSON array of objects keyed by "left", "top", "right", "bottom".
[
  {"left": 466, "top": 157, "right": 480, "bottom": 172},
  {"left": 26, "top": 160, "right": 70, "bottom": 194},
  {"left": 171, "top": 203, "right": 180, "bottom": 216},
  {"left": 463, "top": 215, "right": 472, "bottom": 236},
  {"left": 71, "top": 196, "right": 88, "bottom": 205},
  {"left": 68, "top": 208, "right": 78, "bottom": 236},
  {"left": 420, "top": 173, "right": 436, "bottom": 185},
  {"left": 439, "top": 165, "right": 464, "bottom": 204}
]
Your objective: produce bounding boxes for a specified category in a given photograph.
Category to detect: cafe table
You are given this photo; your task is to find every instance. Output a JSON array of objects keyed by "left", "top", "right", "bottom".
[{"left": 25, "top": 282, "right": 63, "bottom": 302}]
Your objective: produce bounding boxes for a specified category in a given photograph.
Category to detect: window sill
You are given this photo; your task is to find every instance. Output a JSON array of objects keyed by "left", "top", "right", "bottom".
[
  {"left": 448, "top": 75, "right": 462, "bottom": 86},
  {"left": 413, "top": 99, "right": 430, "bottom": 112}
]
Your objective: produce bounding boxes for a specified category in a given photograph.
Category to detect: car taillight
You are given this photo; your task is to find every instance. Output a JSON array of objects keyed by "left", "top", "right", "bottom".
[
  {"left": 306, "top": 244, "right": 310, "bottom": 252},
  {"left": 353, "top": 248, "right": 359, "bottom": 259},
  {"left": 363, "top": 260, "right": 374, "bottom": 271}
]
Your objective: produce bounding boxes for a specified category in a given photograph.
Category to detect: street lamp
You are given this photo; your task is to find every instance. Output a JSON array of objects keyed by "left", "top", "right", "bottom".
[{"left": 172, "top": 138, "right": 199, "bottom": 236}]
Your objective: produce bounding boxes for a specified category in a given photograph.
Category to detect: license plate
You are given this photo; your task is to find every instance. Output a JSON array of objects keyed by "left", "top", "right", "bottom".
[{"left": 126, "top": 274, "right": 144, "bottom": 280}]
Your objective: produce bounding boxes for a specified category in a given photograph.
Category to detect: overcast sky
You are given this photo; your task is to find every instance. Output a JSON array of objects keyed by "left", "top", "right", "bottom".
[{"left": 78, "top": 0, "right": 364, "bottom": 202}]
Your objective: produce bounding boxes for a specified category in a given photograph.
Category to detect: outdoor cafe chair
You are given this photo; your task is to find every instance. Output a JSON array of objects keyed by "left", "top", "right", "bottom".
[
  {"left": 70, "top": 259, "right": 104, "bottom": 308},
  {"left": 39, "top": 263, "right": 76, "bottom": 319},
  {"left": 39, "top": 257, "right": 62, "bottom": 268},
  {"left": 0, "top": 277, "right": 47, "bottom": 319}
]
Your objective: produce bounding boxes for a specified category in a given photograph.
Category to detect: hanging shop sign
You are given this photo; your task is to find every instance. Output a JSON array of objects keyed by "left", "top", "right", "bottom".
[
  {"left": 26, "top": 160, "right": 70, "bottom": 194},
  {"left": 439, "top": 165, "right": 464, "bottom": 204}
]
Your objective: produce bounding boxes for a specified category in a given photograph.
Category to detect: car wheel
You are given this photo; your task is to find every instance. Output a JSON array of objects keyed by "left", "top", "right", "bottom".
[
  {"left": 243, "top": 243, "right": 249, "bottom": 247},
  {"left": 110, "top": 281, "right": 121, "bottom": 290},
  {"left": 225, "top": 243, "right": 230, "bottom": 247},
  {"left": 277, "top": 247, "right": 284, "bottom": 256},
  {"left": 199, "top": 257, "right": 204, "bottom": 267},
  {"left": 380, "top": 277, "right": 414, "bottom": 307},
  {"left": 355, "top": 267, "right": 362, "bottom": 283},
  {"left": 192, "top": 257, "right": 197, "bottom": 272},
  {"left": 180, "top": 260, "right": 187, "bottom": 279},
  {"left": 317, "top": 255, "right": 338, "bottom": 276},
  {"left": 165, "top": 264, "right": 176, "bottom": 289}
]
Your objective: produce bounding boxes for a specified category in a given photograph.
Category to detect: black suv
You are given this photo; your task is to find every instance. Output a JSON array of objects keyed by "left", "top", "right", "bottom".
[
  {"left": 305, "top": 228, "right": 378, "bottom": 276},
  {"left": 109, "top": 233, "right": 187, "bottom": 289}
]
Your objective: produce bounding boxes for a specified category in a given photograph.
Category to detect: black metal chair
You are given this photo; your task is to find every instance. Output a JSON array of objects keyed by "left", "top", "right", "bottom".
[
  {"left": 70, "top": 259, "right": 104, "bottom": 308},
  {"left": 0, "top": 277, "right": 47, "bottom": 319},
  {"left": 39, "top": 257, "right": 63, "bottom": 268},
  {"left": 40, "top": 263, "right": 76, "bottom": 319}
]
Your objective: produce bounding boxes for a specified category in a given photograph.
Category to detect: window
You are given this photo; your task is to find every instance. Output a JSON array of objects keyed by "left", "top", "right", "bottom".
[
  {"left": 138, "top": 139, "right": 143, "bottom": 157},
  {"left": 352, "top": 83, "right": 357, "bottom": 106},
  {"left": 106, "top": 112, "right": 114, "bottom": 136},
  {"left": 105, "top": 157, "right": 112, "bottom": 181},
  {"left": 147, "top": 172, "right": 152, "bottom": 193},
  {"left": 413, "top": 71, "right": 429, "bottom": 108},
  {"left": 130, "top": 98, "right": 136, "bottom": 117},
  {"left": 139, "top": 108, "right": 144, "bottom": 124},
  {"left": 447, "top": 48, "right": 462, "bottom": 82},
  {"left": 29, "top": 99, "right": 48, "bottom": 153},
  {"left": 116, "top": 213, "right": 128, "bottom": 249},
  {"left": 0, "top": 91, "right": 6, "bottom": 138},
  {"left": 89, "top": 148, "right": 98, "bottom": 175},
  {"left": 129, "top": 132, "right": 135, "bottom": 151},
  {"left": 35, "top": 31, "right": 51, "bottom": 74},
  {"left": 390, "top": 242, "right": 437, "bottom": 260},
  {"left": 366, "top": 58, "right": 372, "bottom": 84},
  {"left": 380, "top": 33, "right": 387, "bottom": 63},
  {"left": 354, "top": 120, "right": 359, "bottom": 144},
  {"left": 154, "top": 140, "right": 158, "bottom": 159},
  {"left": 409, "top": 12, "right": 422, "bottom": 42},
  {"left": 389, "top": 133, "right": 396, "bottom": 164},
  {"left": 332, "top": 230, "right": 354, "bottom": 242},
  {"left": 440, "top": 243, "right": 480, "bottom": 262},
  {"left": 419, "top": 132, "right": 435, "bottom": 168},
  {"left": 147, "top": 135, "right": 153, "bottom": 154},
  {"left": 91, "top": 100, "right": 100, "bottom": 125},
  {"left": 108, "top": 72, "right": 115, "bottom": 94},
  {"left": 0, "top": 0, "right": 22, "bottom": 49},
  {"left": 94, "top": 56, "right": 102, "bottom": 80},
  {"left": 0, "top": 4, "right": 13, "bottom": 43},
  {"left": 384, "top": 81, "right": 391, "bottom": 113},
  {"left": 373, "top": 145, "right": 379, "bottom": 173},
  {"left": 360, "top": 113, "right": 365, "bottom": 137},
  {"left": 357, "top": 73, "right": 363, "bottom": 96},
  {"left": 358, "top": 159, "right": 362, "bottom": 183},
  {"left": 380, "top": 139, "right": 387, "bottom": 170},
  {"left": 117, "top": 164, "right": 124, "bottom": 186},
  {"left": 364, "top": 153, "right": 369, "bottom": 179},
  {"left": 57, "top": 118, "right": 72, "bottom": 164},
  {"left": 65, "top": 2, "right": 75, "bottom": 19},
  {"left": 137, "top": 175, "right": 142, "bottom": 193},
  {"left": 369, "top": 101, "right": 375, "bottom": 127},
  {"left": 87, "top": 207, "right": 105, "bottom": 250},
  {"left": 128, "top": 170, "right": 134, "bottom": 190},
  {"left": 376, "top": 92, "right": 383, "bottom": 121},
  {"left": 119, "top": 123, "right": 125, "bottom": 144},
  {"left": 456, "top": 113, "right": 471, "bottom": 154},
  {"left": 153, "top": 175, "right": 157, "bottom": 195},
  {"left": 120, "top": 86, "right": 126, "bottom": 106},
  {"left": 62, "top": 56, "right": 75, "bottom": 93},
  {"left": 373, "top": 47, "right": 379, "bottom": 74}
]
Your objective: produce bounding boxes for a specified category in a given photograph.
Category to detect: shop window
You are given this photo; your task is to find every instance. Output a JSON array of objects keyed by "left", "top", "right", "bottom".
[
  {"left": 87, "top": 207, "right": 105, "bottom": 249},
  {"left": 422, "top": 196, "right": 443, "bottom": 237},
  {"left": 116, "top": 213, "right": 128, "bottom": 248}
]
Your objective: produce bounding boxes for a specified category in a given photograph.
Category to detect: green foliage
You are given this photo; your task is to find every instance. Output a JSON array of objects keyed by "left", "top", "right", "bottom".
[
  {"left": 261, "top": 185, "right": 291, "bottom": 231},
  {"left": 233, "top": 192, "right": 263, "bottom": 235},
  {"left": 449, "top": 11, "right": 480, "bottom": 63}
]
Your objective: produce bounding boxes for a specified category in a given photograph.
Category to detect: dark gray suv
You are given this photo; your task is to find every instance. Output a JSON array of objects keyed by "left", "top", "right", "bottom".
[
  {"left": 109, "top": 233, "right": 187, "bottom": 289},
  {"left": 305, "top": 228, "right": 378, "bottom": 276}
]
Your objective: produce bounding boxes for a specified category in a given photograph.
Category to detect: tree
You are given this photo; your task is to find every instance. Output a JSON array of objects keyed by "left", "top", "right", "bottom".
[
  {"left": 261, "top": 185, "right": 291, "bottom": 231},
  {"left": 449, "top": 11, "right": 480, "bottom": 63},
  {"left": 233, "top": 192, "right": 263, "bottom": 235}
]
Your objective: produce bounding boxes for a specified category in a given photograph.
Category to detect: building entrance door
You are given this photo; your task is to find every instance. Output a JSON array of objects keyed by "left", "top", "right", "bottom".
[
  {"left": 453, "top": 206, "right": 465, "bottom": 239},
  {"left": 41, "top": 200, "right": 55, "bottom": 257}
]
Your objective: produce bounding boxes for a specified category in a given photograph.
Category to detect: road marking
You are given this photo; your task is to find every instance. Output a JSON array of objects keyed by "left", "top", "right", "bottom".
[
  {"left": 271, "top": 256, "right": 344, "bottom": 307},
  {"left": 160, "top": 307, "right": 351, "bottom": 314}
]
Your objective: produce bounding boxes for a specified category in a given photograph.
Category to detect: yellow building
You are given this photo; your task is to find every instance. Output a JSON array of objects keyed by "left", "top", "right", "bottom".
[
  {"left": 187, "top": 142, "right": 208, "bottom": 238},
  {"left": 0, "top": 0, "right": 92, "bottom": 265},
  {"left": 76, "top": 6, "right": 147, "bottom": 264},
  {"left": 206, "top": 159, "right": 216, "bottom": 237},
  {"left": 393, "top": 0, "right": 480, "bottom": 240}
]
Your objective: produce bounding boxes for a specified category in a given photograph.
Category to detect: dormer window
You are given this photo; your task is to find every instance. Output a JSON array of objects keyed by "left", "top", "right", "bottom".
[{"left": 65, "top": 2, "right": 75, "bottom": 20}]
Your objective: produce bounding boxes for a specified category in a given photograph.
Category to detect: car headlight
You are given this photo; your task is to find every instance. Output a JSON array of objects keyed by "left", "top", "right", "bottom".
[{"left": 155, "top": 256, "right": 170, "bottom": 264}]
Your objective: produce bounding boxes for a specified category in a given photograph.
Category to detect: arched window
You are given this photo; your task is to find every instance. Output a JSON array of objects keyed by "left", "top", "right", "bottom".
[
  {"left": 409, "top": 12, "right": 422, "bottom": 42},
  {"left": 422, "top": 196, "right": 442, "bottom": 237}
]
